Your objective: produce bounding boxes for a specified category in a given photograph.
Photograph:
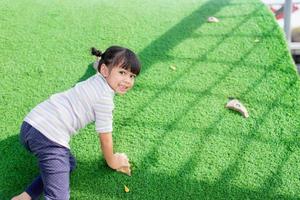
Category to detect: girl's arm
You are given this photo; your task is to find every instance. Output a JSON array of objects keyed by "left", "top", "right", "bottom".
[{"left": 99, "top": 133, "right": 129, "bottom": 169}]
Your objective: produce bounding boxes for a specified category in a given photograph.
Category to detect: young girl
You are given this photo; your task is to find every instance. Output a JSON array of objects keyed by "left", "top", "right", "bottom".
[{"left": 12, "top": 46, "right": 141, "bottom": 200}]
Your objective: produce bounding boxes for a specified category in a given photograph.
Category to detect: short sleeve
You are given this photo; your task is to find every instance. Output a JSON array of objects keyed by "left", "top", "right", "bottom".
[{"left": 93, "top": 95, "right": 114, "bottom": 133}]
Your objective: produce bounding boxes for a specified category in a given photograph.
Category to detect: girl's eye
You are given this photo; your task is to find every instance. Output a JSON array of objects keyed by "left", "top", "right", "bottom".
[
  {"left": 130, "top": 75, "right": 136, "bottom": 79},
  {"left": 119, "top": 71, "right": 125, "bottom": 75}
]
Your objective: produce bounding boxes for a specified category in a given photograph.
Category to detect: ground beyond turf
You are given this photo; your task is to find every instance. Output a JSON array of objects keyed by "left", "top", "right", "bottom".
[{"left": 1, "top": 0, "right": 300, "bottom": 199}]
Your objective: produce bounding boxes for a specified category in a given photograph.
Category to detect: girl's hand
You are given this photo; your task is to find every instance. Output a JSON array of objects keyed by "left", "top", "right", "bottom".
[
  {"left": 115, "top": 153, "right": 131, "bottom": 176},
  {"left": 108, "top": 153, "right": 130, "bottom": 170}
]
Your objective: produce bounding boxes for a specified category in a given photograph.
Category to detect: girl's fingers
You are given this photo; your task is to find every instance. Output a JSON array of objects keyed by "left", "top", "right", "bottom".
[
  {"left": 121, "top": 158, "right": 130, "bottom": 167},
  {"left": 115, "top": 153, "right": 130, "bottom": 167}
]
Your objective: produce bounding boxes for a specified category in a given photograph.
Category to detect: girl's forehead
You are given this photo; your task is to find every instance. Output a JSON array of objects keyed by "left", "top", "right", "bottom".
[
  {"left": 112, "top": 61, "right": 139, "bottom": 75},
  {"left": 114, "top": 66, "right": 134, "bottom": 74}
]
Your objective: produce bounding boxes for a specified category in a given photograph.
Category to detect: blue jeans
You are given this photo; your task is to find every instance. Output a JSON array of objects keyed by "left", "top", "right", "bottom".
[{"left": 20, "top": 121, "right": 76, "bottom": 200}]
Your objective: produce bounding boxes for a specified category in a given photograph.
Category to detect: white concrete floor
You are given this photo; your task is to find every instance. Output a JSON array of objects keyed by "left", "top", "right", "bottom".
[
  {"left": 259, "top": 1, "right": 300, "bottom": 74},
  {"left": 261, "top": 0, "right": 300, "bottom": 4}
]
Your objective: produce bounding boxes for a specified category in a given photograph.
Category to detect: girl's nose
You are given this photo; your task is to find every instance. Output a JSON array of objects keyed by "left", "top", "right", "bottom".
[{"left": 124, "top": 75, "right": 132, "bottom": 84}]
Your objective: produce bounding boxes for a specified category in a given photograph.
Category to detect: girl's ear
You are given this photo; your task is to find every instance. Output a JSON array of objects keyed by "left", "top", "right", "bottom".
[{"left": 100, "top": 64, "right": 109, "bottom": 77}]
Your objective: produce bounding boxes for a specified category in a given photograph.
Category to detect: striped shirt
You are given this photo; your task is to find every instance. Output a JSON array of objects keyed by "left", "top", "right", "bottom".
[{"left": 24, "top": 73, "right": 115, "bottom": 149}]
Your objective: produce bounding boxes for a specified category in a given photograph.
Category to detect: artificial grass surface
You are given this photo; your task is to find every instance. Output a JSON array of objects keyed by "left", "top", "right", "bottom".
[{"left": 1, "top": 0, "right": 300, "bottom": 199}]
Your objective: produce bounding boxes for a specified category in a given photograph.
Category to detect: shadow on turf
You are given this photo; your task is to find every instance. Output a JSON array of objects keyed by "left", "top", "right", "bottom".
[
  {"left": 70, "top": 158, "right": 299, "bottom": 200},
  {"left": 0, "top": 134, "right": 38, "bottom": 199},
  {"left": 77, "top": 63, "right": 97, "bottom": 83},
  {"left": 2, "top": 125, "right": 299, "bottom": 199},
  {"left": 116, "top": 1, "right": 274, "bottom": 124},
  {"left": 71, "top": 75, "right": 299, "bottom": 199}
]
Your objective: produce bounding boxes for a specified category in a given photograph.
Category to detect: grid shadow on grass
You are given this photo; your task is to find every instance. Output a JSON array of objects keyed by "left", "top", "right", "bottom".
[
  {"left": 2, "top": 0, "right": 300, "bottom": 199},
  {"left": 74, "top": 0, "right": 300, "bottom": 199}
]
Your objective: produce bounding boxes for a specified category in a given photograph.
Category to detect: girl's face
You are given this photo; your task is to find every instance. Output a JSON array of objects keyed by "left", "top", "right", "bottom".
[{"left": 101, "top": 64, "right": 136, "bottom": 95}]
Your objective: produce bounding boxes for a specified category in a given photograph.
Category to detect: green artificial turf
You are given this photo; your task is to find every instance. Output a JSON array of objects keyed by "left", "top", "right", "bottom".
[{"left": 1, "top": 0, "right": 300, "bottom": 199}]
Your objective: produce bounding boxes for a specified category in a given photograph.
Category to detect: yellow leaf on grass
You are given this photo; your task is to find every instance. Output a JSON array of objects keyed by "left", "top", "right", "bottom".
[
  {"left": 124, "top": 185, "right": 130, "bottom": 193},
  {"left": 170, "top": 65, "right": 176, "bottom": 71}
]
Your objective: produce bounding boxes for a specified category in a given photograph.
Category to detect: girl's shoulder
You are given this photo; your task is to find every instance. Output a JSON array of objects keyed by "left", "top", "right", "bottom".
[{"left": 77, "top": 73, "right": 114, "bottom": 97}]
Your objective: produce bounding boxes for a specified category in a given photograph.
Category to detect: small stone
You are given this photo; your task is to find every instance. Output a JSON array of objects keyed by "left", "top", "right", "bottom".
[
  {"left": 225, "top": 99, "right": 249, "bottom": 118},
  {"left": 207, "top": 16, "right": 219, "bottom": 23}
]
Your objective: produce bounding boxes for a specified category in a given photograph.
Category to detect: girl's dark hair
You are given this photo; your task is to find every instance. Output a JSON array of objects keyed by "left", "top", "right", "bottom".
[{"left": 91, "top": 46, "right": 141, "bottom": 76}]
